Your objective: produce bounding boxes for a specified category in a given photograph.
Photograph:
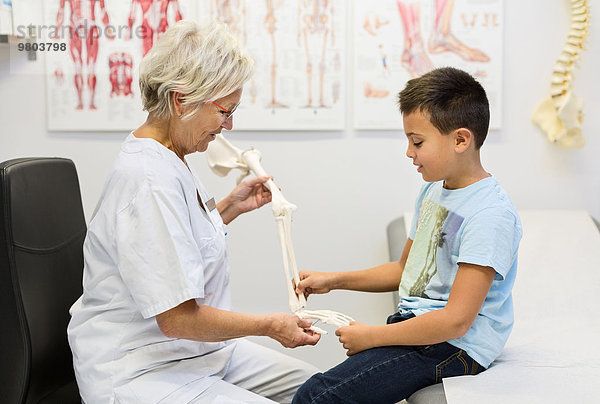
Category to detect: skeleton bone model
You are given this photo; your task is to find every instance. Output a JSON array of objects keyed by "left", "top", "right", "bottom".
[
  {"left": 206, "top": 134, "right": 354, "bottom": 334},
  {"left": 531, "top": 0, "right": 590, "bottom": 149}
]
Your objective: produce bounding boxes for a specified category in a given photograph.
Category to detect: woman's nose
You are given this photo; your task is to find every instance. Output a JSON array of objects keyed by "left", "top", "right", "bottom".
[{"left": 221, "top": 116, "right": 233, "bottom": 130}]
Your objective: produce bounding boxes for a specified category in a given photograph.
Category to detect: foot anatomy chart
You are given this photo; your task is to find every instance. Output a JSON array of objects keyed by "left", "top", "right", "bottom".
[
  {"left": 43, "top": 0, "right": 193, "bottom": 131},
  {"left": 354, "top": 0, "right": 503, "bottom": 130},
  {"left": 197, "top": 0, "right": 347, "bottom": 130}
]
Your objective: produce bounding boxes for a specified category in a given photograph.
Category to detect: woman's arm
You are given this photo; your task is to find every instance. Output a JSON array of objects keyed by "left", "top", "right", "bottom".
[
  {"left": 296, "top": 239, "right": 413, "bottom": 297},
  {"left": 217, "top": 176, "right": 272, "bottom": 224},
  {"left": 155, "top": 300, "right": 320, "bottom": 348},
  {"left": 336, "top": 262, "right": 496, "bottom": 355}
]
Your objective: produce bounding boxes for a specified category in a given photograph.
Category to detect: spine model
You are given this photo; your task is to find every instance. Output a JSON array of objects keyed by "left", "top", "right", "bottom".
[{"left": 532, "top": 0, "right": 590, "bottom": 149}]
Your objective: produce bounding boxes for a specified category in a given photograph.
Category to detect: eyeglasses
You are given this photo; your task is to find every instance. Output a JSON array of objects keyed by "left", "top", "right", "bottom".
[{"left": 212, "top": 101, "right": 238, "bottom": 123}]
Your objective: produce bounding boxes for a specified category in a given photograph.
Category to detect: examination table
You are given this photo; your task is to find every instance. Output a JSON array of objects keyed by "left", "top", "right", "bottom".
[{"left": 387, "top": 210, "right": 600, "bottom": 404}]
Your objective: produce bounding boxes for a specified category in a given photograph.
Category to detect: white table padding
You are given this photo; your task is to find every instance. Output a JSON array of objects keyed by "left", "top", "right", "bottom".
[{"left": 441, "top": 210, "right": 600, "bottom": 403}]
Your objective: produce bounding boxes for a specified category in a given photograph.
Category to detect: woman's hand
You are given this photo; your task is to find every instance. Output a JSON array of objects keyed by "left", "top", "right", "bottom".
[
  {"left": 218, "top": 176, "right": 272, "bottom": 224},
  {"left": 230, "top": 176, "right": 273, "bottom": 213},
  {"left": 295, "top": 271, "right": 336, "bottom": 300},
  {"left": 266, "top": 312, "right": 321, "bottom": 348},
  {"left": 335, "top": 321, "right": 375, "bottom": 356}
]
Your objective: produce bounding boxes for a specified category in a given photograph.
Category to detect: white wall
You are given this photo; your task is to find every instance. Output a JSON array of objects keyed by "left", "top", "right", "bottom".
[{"left": 1, "top": 1, "right": 598, "bottom": 371}]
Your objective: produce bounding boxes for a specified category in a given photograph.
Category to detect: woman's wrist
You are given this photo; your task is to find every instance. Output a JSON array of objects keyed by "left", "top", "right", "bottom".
[
  {"left": 260, "top": 314, "right": 282, "bottom": 339},
  {"left": 217, "top": 195, "right": 240, "bottom": 224}
]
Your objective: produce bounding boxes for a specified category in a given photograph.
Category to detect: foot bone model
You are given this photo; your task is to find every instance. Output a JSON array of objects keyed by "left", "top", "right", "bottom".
[
  {"left": 206, "top": 134, "right": 354, "bottom": 334},
  {"left": 532, "top": 0, "right": 590, "bottom": 149}
]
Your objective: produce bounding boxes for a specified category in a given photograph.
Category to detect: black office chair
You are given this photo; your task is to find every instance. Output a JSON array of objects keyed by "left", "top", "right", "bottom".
[{"left": 0, "top": 158, "right": 84, "bottom": 403}]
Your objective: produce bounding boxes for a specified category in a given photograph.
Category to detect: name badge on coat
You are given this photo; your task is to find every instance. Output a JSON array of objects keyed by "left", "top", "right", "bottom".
[{"left": 205, "top": 197, "right": 216, "bottom": 211}]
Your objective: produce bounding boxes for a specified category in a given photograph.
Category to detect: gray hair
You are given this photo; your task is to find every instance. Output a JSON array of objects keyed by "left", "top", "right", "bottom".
[{"left": 139, "top": 20, "right": 254, "bottom": 120}]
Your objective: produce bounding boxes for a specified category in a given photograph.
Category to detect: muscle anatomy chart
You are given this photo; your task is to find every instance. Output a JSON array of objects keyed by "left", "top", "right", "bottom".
[
  {"left": 199, "top": 0, "right": 347, "bottom": 130},
  {"left": 354, "top": 0, "right": 503, "bottom": 130},
  {"left": 127, "top": 0, "right": 184, "bottom": 57},
  {"left": 43, "top": 0, "right": 194, "bottom": 131},
  {"left": 109, "top": 52, "right": 134, "bottom": 98},
  {"left": 53, "top": 0, "right": 113, "bottom": 111}
]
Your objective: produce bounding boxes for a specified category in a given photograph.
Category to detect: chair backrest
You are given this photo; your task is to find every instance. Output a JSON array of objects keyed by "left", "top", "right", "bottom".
[{"left": 0, "top": 158, "right": 85, "bottom": 403}]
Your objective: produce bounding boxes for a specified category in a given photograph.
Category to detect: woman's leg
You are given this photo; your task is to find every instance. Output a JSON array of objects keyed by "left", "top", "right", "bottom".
[
  {"left": 189, "top": 378, "right": 276, "bottom": 403},
  {"left": 224, "top": 339, "right": 321, "bottom": 404}
]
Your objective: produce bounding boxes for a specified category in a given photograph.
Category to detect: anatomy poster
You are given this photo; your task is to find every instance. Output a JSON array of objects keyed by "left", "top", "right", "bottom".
[
  {"left": 41, "top": 0, "right": 501, "bottom": 132},
  {"left": 197, "top": 0, "right": 347, "bottom": 130},
  {"left": 354, "top": 0, "right": 503, "bottom": 130},
  {"left": 44, "top": 0, "right": 194, "bottom": 131}
]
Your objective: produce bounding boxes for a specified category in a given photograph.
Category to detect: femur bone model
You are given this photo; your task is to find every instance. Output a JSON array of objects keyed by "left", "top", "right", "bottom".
[
  {"left": 531, "top": 0, "right": 590, "bottom": 149},
  {"left": 206, "top": 134, "right": 354, "bottom": 334}
]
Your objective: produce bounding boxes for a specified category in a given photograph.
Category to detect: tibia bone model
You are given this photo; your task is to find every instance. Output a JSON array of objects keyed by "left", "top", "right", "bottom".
[
  {"left": 206, "top": 134, "right": 354, "bottom": 334},
  {"left": 532, "top": 0, "right": 589, "bottom": 149}
]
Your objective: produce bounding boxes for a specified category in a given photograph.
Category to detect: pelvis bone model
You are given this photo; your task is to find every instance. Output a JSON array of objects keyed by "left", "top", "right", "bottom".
[
  {"left": 531, "top": 0, "right": 590, "bottom": 149},
  {"left": 206, "top": 134, "right": 354, "bottom": 334}
]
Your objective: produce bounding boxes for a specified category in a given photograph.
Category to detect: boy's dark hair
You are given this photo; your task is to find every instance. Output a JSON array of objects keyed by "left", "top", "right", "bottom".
[{"left": 398, "top": 67, "right": 490, "bottom": 149}]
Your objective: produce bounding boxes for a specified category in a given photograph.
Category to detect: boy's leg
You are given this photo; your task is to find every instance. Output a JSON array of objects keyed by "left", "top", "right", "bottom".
[
  {"left": 224, "top": 338, "right": 320, "bottom": 404},
  {"left": 293, "top": 342, "right": 482, "bottom": 404}
]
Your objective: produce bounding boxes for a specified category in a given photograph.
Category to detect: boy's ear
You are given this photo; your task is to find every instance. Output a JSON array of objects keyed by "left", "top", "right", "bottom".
[{"left": 453, "top": 128, "right": 473, "bottom": 153}]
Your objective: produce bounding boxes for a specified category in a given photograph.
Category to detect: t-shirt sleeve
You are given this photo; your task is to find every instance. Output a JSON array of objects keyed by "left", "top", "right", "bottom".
[
  {"left": 457, "top": 207, "right": 521, "bottom": 281},
  {"left": 115, "top": 181, "right": 205, "bottom": 318}
]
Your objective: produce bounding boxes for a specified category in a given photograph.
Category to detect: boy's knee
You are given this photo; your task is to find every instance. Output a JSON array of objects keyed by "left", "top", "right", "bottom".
[{"left": 292, "top": 372, "right": 325, "bottom": 404}]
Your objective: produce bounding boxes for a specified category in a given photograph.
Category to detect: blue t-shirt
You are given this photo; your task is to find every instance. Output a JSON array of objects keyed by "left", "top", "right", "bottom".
[{"left": 398, "top": 176, "right": 521, "bottom": 368}]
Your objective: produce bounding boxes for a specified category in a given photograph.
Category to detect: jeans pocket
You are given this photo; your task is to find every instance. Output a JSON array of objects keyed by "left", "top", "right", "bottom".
[{"left": 434, "top": 349, "right": 471, "bottom": 383}]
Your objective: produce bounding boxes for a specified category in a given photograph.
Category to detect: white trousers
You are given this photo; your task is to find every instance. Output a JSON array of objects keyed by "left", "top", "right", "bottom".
[{"left": 189, "top": 339, "right": 319, "bottom": 404}]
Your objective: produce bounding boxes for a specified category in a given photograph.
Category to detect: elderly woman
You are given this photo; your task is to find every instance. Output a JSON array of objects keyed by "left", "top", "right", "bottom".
[{"left": 68, "top": 20, "right": 320, "bottom": 403}]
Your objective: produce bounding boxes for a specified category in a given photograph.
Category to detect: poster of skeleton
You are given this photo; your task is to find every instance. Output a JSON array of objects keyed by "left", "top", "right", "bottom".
[
  {"left": 43, "top": 0, "right": 195, "bottom": 131},
  {"left": 353, "top": 0, "right": 503, "bottom": 130},
  {"left": 197, "top": 0, "right": 347, "bottom": 131}
]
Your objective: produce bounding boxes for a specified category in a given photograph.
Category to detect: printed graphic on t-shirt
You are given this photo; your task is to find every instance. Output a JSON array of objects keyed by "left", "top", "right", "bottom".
[{"left": 399, "top": 198, "right": 464, "bottom": 299}]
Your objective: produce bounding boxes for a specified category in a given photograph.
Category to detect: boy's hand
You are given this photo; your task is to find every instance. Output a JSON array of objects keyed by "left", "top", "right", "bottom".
[
  {"left": 335, "top": 321, "right": 374, "bottom": 356},
  {"left": 295, "top": 271, "right": 335, "bottom": 299}
]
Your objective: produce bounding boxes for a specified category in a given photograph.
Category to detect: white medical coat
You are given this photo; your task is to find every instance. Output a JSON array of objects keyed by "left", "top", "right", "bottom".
[{"left": 68, "top": 134, "right": 236, "bottom": 403}]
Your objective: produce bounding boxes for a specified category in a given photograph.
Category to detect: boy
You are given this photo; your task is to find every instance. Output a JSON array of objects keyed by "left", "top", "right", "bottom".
[{"left": 292, "top": 67, "right": 522, "bottom": 403}]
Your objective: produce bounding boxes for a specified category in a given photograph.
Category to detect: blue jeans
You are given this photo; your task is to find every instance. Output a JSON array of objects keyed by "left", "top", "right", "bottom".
[{"left": 292, "top": 312, "right": 484, "bottom": 404}]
